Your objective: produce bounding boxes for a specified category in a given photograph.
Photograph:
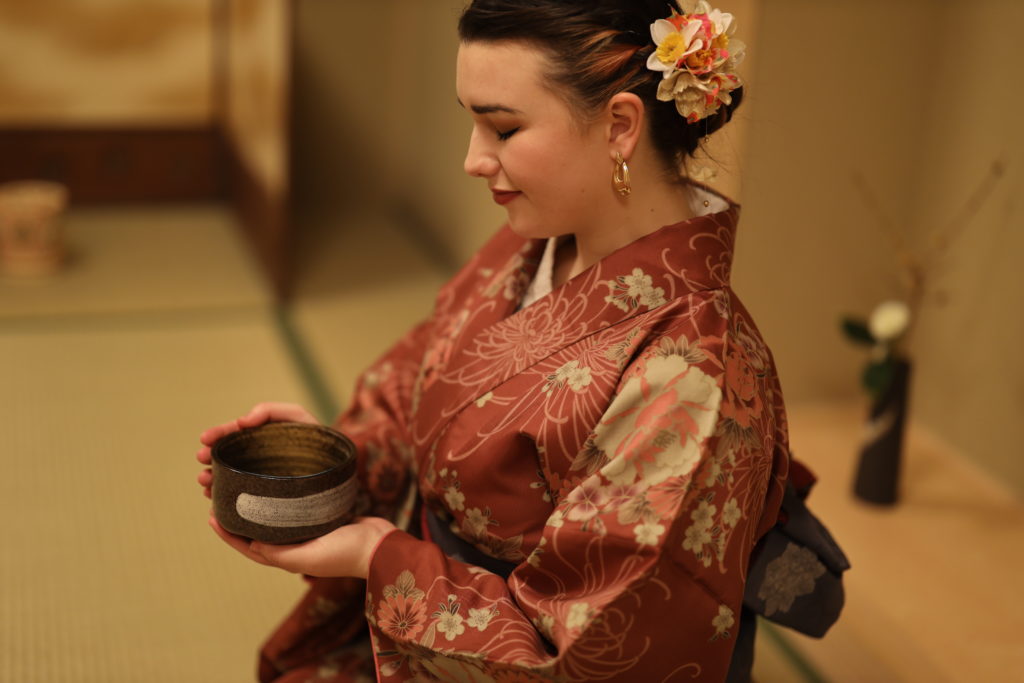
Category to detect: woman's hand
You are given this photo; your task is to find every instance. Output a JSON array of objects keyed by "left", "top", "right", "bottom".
[
  {"left": 208, "top": 515, "right": 396, "bottom": 580},
  {"left": 195, "top": 402, "right": 320, "bottom": 498}
]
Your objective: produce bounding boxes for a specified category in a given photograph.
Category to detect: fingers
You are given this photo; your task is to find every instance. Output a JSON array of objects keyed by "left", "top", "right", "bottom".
[
  {"left": 196, "top": 446, "right": 212, "bottom": 465},
  {"left": 199, "top": 403, "right": 319, "bottom": 451},
  {"left": 238, "top": 402, "right": 319, "bottom": 429},
  {"left": 197, "top": 469, "right": 212, "bottom": 487},
  {"left": 248, "top": 540, "right": 313, "bottom": 575},
  {"left": 199, "top": 419, "right": 242, "bottom": 447}
]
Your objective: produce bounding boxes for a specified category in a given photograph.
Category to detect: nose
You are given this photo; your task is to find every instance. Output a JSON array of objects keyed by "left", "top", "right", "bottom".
[{"left": 463, "top": 127, "right": 499, "bottom": 179}]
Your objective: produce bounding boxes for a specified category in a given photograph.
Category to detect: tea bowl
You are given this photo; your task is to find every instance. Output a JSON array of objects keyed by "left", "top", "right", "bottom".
[{"left": 211, "top": 422, "right": 358, "bottom": 544}]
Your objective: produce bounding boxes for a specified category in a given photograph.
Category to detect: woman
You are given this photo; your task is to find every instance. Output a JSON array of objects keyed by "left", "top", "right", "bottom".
[{"left": 198, "top": 1, "right": 797, "bottom": 680}]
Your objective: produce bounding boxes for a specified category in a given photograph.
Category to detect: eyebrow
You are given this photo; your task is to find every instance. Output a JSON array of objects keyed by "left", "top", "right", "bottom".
[{"left": 456, "top": 98, "right": 523, "bottom": 115}]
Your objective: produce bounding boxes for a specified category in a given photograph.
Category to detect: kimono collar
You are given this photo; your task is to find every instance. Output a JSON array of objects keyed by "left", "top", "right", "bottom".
[
  {"left": 409, "top": 186, "right": 740, "bottom": 448},
  {"left": 520, "top": 182, "right": 734, "bottom": 310}
]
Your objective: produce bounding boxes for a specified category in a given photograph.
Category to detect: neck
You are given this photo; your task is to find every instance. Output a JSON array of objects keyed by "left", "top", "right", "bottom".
[{"left": 561, "top": 173, "right": 697, "bottom": 283}]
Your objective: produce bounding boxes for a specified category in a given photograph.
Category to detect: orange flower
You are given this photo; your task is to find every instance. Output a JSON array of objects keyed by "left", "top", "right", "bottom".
[{"left": 377, "top": 594, "right": 427, "bottom": 640}]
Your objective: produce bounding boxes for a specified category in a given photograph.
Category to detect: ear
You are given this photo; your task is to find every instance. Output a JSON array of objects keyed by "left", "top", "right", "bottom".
[{"left": 605, "top": 92, "right": 645, "bottom": 160}]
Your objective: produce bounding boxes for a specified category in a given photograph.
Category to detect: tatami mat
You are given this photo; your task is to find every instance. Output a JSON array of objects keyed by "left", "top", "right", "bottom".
[
  {"left": 287, "top": 208, "right": 447, "bottom": 410},
  {"left": 0, "top": 314, "right": 311, "bottom": 683},
  {"left": 0, "top": 203, "right": 302, "bottom": 682},
  {"left": 0, "top": 203, "right": 269, "bottom": 320}
]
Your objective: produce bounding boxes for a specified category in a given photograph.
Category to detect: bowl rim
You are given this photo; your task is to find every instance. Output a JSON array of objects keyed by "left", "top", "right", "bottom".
[{"left": 211, "top": 421, "right": 356, "bottom": 481}]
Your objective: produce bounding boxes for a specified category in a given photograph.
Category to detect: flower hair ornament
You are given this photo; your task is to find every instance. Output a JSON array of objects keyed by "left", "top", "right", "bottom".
[{"left": 646, "top": 0, "right": 746, "bottom": 124}]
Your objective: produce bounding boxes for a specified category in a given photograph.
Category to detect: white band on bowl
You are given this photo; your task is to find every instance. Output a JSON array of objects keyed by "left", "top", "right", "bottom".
[{"left": 235, "top": 477, "right": 357, "bottom": 528}]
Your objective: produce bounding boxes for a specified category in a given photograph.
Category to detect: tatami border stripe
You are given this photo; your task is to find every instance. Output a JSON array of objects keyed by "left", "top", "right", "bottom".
[
  {"left": 272, "top": 304, "right": 339, "bottom": 424},
  {"left": 759, "top": 619, "right": 830, "bottom": 683}
]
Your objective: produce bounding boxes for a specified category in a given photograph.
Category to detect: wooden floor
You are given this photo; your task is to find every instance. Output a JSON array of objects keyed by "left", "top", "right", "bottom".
[
  {"left": 6, "top": 202, "right": 1016, "bottom": 682},
  {"left": 779, "top": 402, "right": 1024, "bottom": 683}
]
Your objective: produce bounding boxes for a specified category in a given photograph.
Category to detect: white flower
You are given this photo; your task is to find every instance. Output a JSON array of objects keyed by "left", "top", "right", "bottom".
[
  {"left": 436, "top": 611, "right": 465, "bottom": 641},
  {"left": 869, "top": 300, "right": 911, "bottom": 342},
  {"left": 463, "top": 508, "right": 490, "bottom": 537},
  {"left": 703, "top": 459, "right": 723, "bottom": 486},
  {"left": 534, "top": 613, "right": 555, "bottom": 640},
  {"left": 566, "top": 602, "right": 594, "bottom": 631},
  {"left": 712, "top": 604, "right": 735, "bottom": 636},
  {"left": 467, "top": 606, "right": 496, "bottom": 631},
  {"left": 567, "top": 365, "right": 592, "bottom": 392},
  {"left": 596, "top": 355, "right": 721, "bottom": 488},
  {"left": 722, "top": 498, "right": 742, "bottom": 527},
  {"left": 623, "top": 268, "right": 653, "bottom": 297},
  {"left": 545, "top": 360, "right": 594, "bottom": 393},
  {"left": 634, "top": 521, "right": 666, "bottom": 546},
  {"left": 691, "top": 500, "right": 718, "bottom": 528},
  {"left": 444, "top": 486, "right": 465, "bottom": 512},
  {"left": 547, "top": 509, "right": 566, "bottom": 529},
  {"left": 647, "top": 18, "right": 705, "bottom": 75},
  {"left": 647, "top": 2, "right": 746, "bottom": 124},
  {"left": 605, "top": 268, "right": 667, "bottom": 311},
  {"left": 683, "top": 520, "right": 712, "bottom": 553}
]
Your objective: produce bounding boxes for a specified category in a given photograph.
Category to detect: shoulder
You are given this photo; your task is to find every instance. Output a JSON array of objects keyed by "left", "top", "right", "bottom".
[
  {"left": 614, "top": 288, "right": 782, "bottom": 426},
  {"left": 436, "top": 225, "right": 535, "bottom": 303}
]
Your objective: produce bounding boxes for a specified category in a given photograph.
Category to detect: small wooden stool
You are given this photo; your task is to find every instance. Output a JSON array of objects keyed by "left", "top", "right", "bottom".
[{"left": 0, "top": 180, "right": 69, "bottom": 276}]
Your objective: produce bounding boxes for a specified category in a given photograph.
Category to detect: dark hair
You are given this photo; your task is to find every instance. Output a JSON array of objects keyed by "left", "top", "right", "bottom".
[{"left": 458, "top": 0, "right": 743, "bottom": 174}]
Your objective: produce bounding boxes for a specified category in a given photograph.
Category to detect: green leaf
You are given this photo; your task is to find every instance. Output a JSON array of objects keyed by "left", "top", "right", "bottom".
[
  {"left": 862, "top": 357, "right": 894, "bottom": 398},
  {"left": 841, "top": 317, "right": 876, "bottom": 346}
]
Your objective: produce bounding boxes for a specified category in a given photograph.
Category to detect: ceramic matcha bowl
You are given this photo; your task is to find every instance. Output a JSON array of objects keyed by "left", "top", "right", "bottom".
[{"left": 211, "top": 422, "right": 358, "bottom": 544}]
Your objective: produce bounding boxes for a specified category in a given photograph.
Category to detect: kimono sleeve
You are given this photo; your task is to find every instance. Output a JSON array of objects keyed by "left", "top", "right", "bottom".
[
  {"left": 364, "top": 321, "right": 788, "bottom": 681},
  {"left": 332, "top": 317, "right": 433, "bottom": 521},
  {"left": 257, "top": 319, "right": 434, "bottom": 682}
]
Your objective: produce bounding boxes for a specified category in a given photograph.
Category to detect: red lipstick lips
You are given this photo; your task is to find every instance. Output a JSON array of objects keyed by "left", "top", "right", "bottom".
[{"left": 491, "top": 190, "right": 521, "bottom": 206}]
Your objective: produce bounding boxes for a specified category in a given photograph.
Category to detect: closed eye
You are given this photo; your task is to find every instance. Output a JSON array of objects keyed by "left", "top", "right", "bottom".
[{"left": 497, "top": 127, "right": 520, "bottom": 141}]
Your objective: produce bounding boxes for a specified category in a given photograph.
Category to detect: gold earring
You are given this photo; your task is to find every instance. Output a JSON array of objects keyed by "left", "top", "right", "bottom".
[{"left": 613, "top": 152, "right": 632, "bottom": 197}]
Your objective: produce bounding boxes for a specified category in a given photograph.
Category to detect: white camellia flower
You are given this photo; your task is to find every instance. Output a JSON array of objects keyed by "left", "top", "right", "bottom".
[{"left": 868, "top": 300, "right": 911, "bottom": 342}]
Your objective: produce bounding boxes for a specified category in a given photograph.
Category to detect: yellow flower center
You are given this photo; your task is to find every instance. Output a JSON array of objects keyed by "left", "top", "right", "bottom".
[
  {"left": 686, "top": 46, "right": 716, "bottom": 70},
  {"left": 715, "top": 33, "right": 730, "bottom": 51},
  {"left": 656, "top": 33, "right": 688, "bottom": 65}
]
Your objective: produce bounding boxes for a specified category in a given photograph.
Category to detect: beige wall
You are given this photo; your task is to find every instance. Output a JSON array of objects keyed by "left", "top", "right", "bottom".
[
  {"left": 733, "top": 0, "right": 942, "bottom": 399},
  {"left": 291, "top": 0, "right": 482, "bottom": 257},
  {"left": 224, "top": 0, "right": 290, "bottom": 198},
  {"left": 293, "top": 1, "right": 1022, "bottom": 493},
  {"left": 907, "top": 0, "right": 1024, "bottom": 493},
  {"left": 0, "top": 0, "right": 214, "bottom": 126},
  {"left": 734, "top": 0, "right": 1023, "bottom": 494}
]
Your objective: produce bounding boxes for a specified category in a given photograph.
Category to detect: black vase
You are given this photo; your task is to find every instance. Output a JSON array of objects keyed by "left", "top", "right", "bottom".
[{"left": 853, "top": 358, "right": 912, "bottom": 505}]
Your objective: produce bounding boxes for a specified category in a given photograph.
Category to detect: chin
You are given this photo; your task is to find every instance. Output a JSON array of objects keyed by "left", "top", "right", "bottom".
[{"left": 505, "top": 215, "right": 568, "bottom": 241}]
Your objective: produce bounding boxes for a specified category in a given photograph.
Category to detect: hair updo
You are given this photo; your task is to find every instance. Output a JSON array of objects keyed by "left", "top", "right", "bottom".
[{"left": 458, "top": 0, "right": 743, "bottom": 174}]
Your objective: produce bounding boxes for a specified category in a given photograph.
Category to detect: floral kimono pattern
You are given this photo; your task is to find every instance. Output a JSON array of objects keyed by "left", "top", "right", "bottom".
[{"left": 259, "top": 203, "right": 789, "bottom": 682}]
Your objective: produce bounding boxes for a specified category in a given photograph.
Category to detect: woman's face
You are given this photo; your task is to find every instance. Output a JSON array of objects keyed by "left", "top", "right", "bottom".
[{"left": 456, "top": 41, "right": 612, "bottom": 240}]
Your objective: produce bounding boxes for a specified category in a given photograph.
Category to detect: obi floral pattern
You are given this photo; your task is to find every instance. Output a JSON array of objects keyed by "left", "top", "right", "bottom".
[{"left": 259, "top": 203, "right": 790, "bottom": 682}]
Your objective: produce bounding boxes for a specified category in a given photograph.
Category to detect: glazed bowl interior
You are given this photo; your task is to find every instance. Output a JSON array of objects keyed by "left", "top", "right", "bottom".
[{"left": 215, "top": 427, "right": 347, "bottom": 479}]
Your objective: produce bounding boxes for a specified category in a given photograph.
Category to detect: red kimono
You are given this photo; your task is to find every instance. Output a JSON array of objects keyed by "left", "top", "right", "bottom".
[{"left": 259, "top": 202, "right": 789, "bottom": 682}]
